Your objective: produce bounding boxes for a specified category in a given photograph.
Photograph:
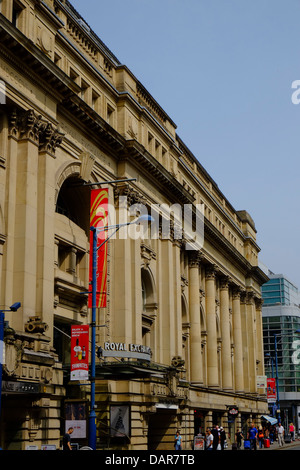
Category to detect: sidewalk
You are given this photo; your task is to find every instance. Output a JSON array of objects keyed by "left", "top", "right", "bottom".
[{"left": 227, "top": 438, "right": 300, "bottom": 451}]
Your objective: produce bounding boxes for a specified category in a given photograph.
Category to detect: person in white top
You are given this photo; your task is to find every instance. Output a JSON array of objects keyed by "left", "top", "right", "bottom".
[
  {"left": 277, "top": 423, "right": 285, "bottom": 447},
  {"left": 205, "top": 429, "right": 214, "bottom": 450}
]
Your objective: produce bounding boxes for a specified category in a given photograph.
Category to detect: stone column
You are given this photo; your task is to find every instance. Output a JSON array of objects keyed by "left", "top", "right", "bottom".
[
  {"left": 113, "top": 189, "right": 134, "bottom": 345},
  {"left": 247, "top": 291, "right": 257, "bottom": 394},
  {"left": 255, "top": 297, "right": 264, "bottom": 378},
  {"left": 188, "top": 252, "right": 203, "bottom": 385},
  {"left": 240, "top": 291, "right": 250, "bottom": 392},
  {"left": 12, "top": 110, "right": 40, "bottom": 326},
  {"left": 36, "top": 117, "right": 64, "bottom": 338},
  {"left": 205, "top": 265, "right": 219, "bottom": 388},
  {"left": 1, "top": 111, "right": 19, "bottom": 322},
  {"left": 232, "top": 288, "right": 244, "bottom": 393},
  {"left": 219, "top": 277, "right": 232, "bottom": 390}
]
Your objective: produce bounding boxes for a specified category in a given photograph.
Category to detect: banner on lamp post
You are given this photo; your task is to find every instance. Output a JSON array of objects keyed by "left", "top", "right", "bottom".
[
  {"left": 267, "top": 378, "right": 277, "bottom": 403},
  {"left": 89, "top": 188, "right": 108, "bottom": 308},
  {"left": 70, "top": 325, "right": 89, "bottom": 381}
]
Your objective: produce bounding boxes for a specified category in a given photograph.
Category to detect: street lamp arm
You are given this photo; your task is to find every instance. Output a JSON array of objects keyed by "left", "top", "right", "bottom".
[{"left": 92, "top": 214, "right": 154, "bottom": 251}]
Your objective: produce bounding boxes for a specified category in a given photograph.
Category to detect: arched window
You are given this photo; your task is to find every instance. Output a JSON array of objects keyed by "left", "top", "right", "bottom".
[
  {"left": 56, "top": 176, "right": 90, "bottom": 235},
  {"left": 141, "top": 267, "right": 157, "bottom": 354}
]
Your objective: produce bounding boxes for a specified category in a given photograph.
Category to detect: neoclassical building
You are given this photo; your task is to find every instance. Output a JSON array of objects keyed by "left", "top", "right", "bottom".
[{"left": 0, "top": 0, "right": 268, "bottom": 450}]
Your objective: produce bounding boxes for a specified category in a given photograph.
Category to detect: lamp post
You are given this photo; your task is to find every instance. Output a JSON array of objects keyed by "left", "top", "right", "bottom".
[
  {"left": 0, "top": 302, "right": 21, "bottom": 427},
  {"left": 88, "top": 214, "right": 153, "bottom": 450},
  {"left": 265, "top": 353, "right": 276, "bottom": 417}
]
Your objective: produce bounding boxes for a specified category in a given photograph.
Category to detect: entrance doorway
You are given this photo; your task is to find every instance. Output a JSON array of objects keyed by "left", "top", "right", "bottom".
[{"left": 147, "top": 410, "right": 176, "bottom": 450}]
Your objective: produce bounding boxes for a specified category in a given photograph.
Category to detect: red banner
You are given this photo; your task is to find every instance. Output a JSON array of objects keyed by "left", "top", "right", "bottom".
[
  {"left": 267, "top": 378, "right": 277, "bottom": 403},
  {"left": 89, "top": 188, "right": 108, "bottom": 308},
  {"left": 70, "top": 325, "right": 89, "bottom": 381}
]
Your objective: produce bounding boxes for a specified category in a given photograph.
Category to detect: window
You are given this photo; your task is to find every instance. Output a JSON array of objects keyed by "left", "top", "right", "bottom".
[
  {"left": 92, "top": 90, "right": 100, "bottom": 112},
  {"left": 141, "top": 268, "right": 157, "bottom": 353},
  {"left": 12, "top": 0, "right": 23, "bottom": 28},
  {"left": 69, "top": 67, "right": 80, "bottom": 85},
  {"left": 107, "top": 104, "right": 114, "bottom": 125},
  {"left": 81, "top": 79, "right": 89, "bottom": 101},
  {"left": 56, "top": 176, "right": 90, "bottom": 235}
]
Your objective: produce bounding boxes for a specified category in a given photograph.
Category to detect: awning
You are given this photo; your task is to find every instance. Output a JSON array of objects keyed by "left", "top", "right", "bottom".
[{"left": 261, "top": 415, "right": 278, "bottom": 425}]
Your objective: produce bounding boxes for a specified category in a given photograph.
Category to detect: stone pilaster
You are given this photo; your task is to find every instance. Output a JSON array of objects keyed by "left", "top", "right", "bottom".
[
  {"left": 205, "top": 265, "right": 219, "bottom": 388},
  {"left": 246, "top": 291, "right": 257, "bottom": 394},
  {"left": 232, "top": 287, "right": 244, "bottom": 393},
  {"left": 188, "top": 251, "right": 203, "bottom": 384},
  {"left": 219, "top": 276, "right": 232, "bottom": 390}
]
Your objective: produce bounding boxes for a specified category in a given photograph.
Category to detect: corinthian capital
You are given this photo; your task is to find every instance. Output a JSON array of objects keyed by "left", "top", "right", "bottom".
[{"left": 8, "top": 109, "right": 64, "bottom": 155}]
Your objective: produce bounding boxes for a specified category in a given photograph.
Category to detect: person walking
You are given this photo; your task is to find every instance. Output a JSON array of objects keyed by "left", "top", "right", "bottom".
[
  {"left": 248, "top": 423, "right": 258, "bottom": 450},
  {"left": 211, "top": 424, "right": 220, "bottom": 451},
  {"left": 174, "top": 431, "right": 182, "bottom": 450},
  {"left": 235, "top": 429, "right": 243, "bottom": 450},
  {"left": 220, "top": 427, "right": 226, "bottom": 450},
  {"left": 277, "top": 423, "right": 285, "bottom": 447},
  {"left": 258, "top": 427, "right": 264, "bottom": 449},
  {"left": 289, "top": 423, "right": 295, "bottom": 441},
  {"left": 205, "top": 428, "right": 214, "bottom": 450},
  {"left": 63, "top": 427, "right": 74, "bottom": 451}
]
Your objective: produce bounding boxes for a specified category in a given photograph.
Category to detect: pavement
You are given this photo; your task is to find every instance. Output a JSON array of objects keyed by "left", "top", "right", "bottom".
[{"left": 227, "top": 438, "right": 300, "bottom": 451}]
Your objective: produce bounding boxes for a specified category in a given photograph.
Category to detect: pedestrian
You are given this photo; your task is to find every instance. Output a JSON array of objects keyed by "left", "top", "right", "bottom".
[
  {"left": 248, "top": 422, "right": 258, "bottom": 450},
  {"left": 289, "top": 423, "right": 295, "bottom": 441},
  {"left": 174, "top": 431, "right": 182, "bottom": 450},
  {"left": 258, "top": 427, "right": 264, "bottom": 449},
  {"left": 277, "top": 423, "right": 285, "bottom": 447},
  {"left": 63, "top": 426, "right": 74, "bottom": 451},
  {"left": 220, "top": 427, "right": 226, "bottom": 450},
  {"left": 235, "top": 429, "right": 243, "bottom": 449},
  {"left": 211, "top": 424, "right": 220, "bottom": 451},
  {"left": 269, "top": 425, "right": 275, "bottom": 443},
  {"left": 205, "top": 428, "right": 214, "bottom": 450}
]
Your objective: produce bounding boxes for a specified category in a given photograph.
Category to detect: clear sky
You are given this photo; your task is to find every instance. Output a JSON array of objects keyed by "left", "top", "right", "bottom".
[{"left": 69, "top": 0, "right": 300, "bottom": 289}]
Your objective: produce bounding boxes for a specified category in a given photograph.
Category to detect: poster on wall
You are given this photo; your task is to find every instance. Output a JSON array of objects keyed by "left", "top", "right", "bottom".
[
  {"left": 65, "top": 402, "right": 87, "bottom": 439},
  {"left": 89, "top": 188, "right": 108, "bottom": 308},
  {"left": 110, "top": 406, "right": 130, "bottom": 437},
  {"left": 70, "top": 325, "right": 89, "bottom": 381}
]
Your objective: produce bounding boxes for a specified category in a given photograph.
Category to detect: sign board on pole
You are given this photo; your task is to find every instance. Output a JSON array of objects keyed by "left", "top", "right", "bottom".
[
  {"left": 89, "top": 188, "right": 108, "bottom": 308},
  {"left": 267, "top": 378, "right": 277, "bottom": 403},
  {"left": 70, "top": 325, "right": 89, "bottom": 381}
]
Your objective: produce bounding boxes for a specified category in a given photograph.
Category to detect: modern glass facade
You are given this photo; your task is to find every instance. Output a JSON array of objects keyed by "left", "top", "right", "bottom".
[
  {"left": 261, "top": 276, "right": 299, "bottom": 306},
  {"left": 262, "top": 273, "right": 300, "bottom": 430},
  {"left": 263, "top": 315, "right": 300, "bottom": 394}
]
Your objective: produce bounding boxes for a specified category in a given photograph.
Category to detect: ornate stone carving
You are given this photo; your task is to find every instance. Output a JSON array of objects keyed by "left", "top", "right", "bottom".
[
  {"left": 188, "top": 251, "right": 203, "bottom": 268},
  {"left": 205, "top": 264, "right": 217, "bottom": 280},
  {"left": 114, "top": 184, "right": 147, "bottom": 207},
  {"left": 39, "top": 121, "right": 64, "bottom": 155},
  {"left": 8, "top": 109, "right": 64, "bottom": 155},
  {"left": 79, "top": 151, "right": 95, "bottom": 181}
]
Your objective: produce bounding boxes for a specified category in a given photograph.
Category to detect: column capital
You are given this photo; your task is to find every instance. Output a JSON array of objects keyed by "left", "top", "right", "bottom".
[
  {"left": 188, "top": 251, "right": 203, "bottom": 268},
  {"left": 205, "top": 264, "right": 218, "bottom": 280},
  {"left": 254, "top": 297, "right": 264, "bottom": 310},
  {"left": 8, "top": 108, "right": 64, "bottom": 155},
  {"left": 219, "top": 275, "right": 231, "bottom": 290}
]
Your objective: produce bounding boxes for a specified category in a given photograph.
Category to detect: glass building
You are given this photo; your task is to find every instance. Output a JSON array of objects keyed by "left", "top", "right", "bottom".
[{"left": 262, "top": 272, "right": 300, "bottom": 432}]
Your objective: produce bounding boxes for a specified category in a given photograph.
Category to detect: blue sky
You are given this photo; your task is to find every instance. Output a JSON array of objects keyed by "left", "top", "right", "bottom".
[{"left": 70, "top": 0, "right": 300, "bottom": 289}]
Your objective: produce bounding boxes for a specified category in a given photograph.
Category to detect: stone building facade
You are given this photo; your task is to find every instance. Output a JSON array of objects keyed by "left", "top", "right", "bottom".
[{"left": 0, "top": 0, "right": 268, "bottom": 450}]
